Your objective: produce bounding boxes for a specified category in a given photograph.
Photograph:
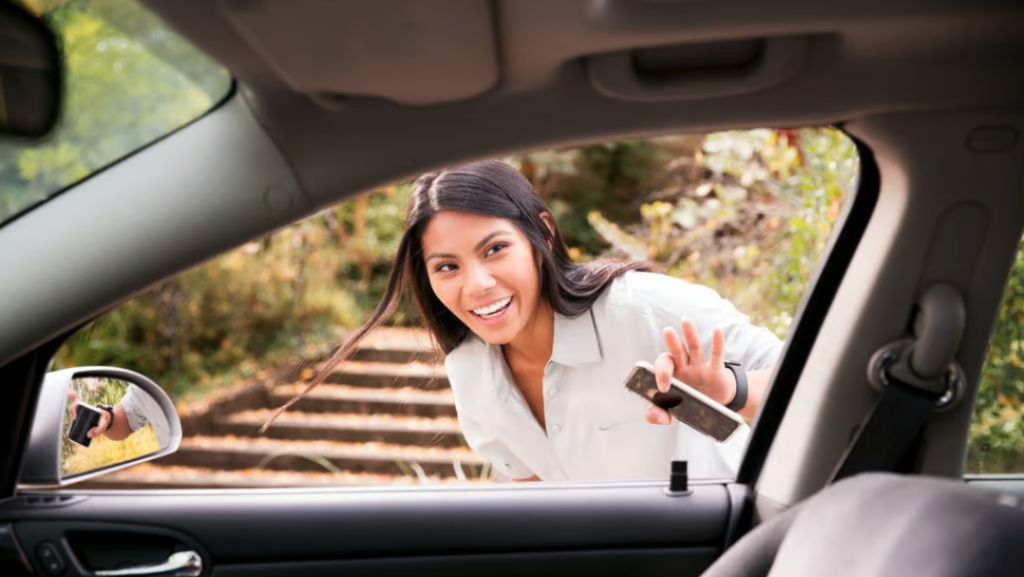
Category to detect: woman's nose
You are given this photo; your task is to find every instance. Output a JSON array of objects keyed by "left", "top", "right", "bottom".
[{"left": 467, "top": 264, "right": 497, "bottom": 292}]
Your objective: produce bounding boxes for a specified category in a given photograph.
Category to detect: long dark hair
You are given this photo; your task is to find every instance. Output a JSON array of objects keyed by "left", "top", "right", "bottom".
[{"left": 261, "top": 160, "right": 651, "bottom": 431}]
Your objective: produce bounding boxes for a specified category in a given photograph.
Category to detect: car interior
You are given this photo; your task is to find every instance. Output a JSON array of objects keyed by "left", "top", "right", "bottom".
[{"left": 1, "top": 0, "right": 1024, "bottom": 576}]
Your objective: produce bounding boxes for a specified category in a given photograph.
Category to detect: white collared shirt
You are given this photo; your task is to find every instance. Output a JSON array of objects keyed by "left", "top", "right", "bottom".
[
  {"left": 121, "top": 384, "right": 172, "bottom": 448},
  {"left": 444, "top": 271, "right": 783, "bottom": 482}
]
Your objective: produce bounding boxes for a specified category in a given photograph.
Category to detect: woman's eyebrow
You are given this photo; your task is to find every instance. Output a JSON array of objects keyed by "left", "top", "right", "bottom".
[{"left": 425, "top": 230, "right": 515, "bottom": 262}]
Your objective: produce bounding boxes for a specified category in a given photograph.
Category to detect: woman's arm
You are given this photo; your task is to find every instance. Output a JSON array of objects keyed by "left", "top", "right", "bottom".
[
  {"left": 85, "top": 404, "right": 133, "bottom": 441},
  {"left": 102, "top": 405, "right": 134, "bottom": 440}
]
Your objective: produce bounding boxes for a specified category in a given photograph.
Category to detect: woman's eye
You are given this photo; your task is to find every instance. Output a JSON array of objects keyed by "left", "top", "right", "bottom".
[
  {"left": 435, "top": 263, "right": 457, "bottom": 273},
  {"left": 486, "top": 242, "right": 508, "bottom": 257}
]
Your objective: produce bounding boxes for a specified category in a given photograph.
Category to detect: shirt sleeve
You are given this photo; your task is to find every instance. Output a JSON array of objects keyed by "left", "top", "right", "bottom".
[
  {"left": 631, "top": 272, "right": 783, "bottom": 370},
  {"left": 119, "top": 385, "right": 148, "bottom": 432}
]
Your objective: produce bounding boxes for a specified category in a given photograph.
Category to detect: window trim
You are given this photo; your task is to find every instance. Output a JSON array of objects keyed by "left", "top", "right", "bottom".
[{"left": 737, "top": 131, "right": 881, "bottom": 486}]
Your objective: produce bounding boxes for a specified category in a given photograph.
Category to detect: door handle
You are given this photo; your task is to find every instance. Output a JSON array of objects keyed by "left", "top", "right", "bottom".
[{"left": 94, "top": 550, "right": 202, "bottom": 577}]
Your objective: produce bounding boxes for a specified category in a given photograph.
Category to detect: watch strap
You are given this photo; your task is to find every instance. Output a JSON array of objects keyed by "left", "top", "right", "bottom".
[
  {"left": 98, "top": 403, "right": 115, "bottom": 426},
  {"left": 724, "top": 361, "right": 748, "bottom": 412}
]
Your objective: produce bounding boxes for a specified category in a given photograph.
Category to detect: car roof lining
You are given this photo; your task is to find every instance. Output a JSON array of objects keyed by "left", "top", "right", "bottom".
[{"left": 137, "top": 0, "right": 1024, "bottom": 206}]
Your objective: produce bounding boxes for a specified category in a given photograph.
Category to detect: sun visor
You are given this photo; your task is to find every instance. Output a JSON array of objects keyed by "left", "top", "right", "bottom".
[{"left": 220, "top": 0, "right": 497, "bottom": 106}]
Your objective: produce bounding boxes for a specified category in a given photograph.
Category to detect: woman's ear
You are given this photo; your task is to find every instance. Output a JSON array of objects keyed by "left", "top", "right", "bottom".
[{"left": 540, "top": 212, "right": 556, "bottom": 248}]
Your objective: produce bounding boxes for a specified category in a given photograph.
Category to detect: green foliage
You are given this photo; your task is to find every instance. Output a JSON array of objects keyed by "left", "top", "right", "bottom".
[
  {"left": 0, "top": 0, "right": 230, "bottom": 225},
  {"left": 510, "top": 139, "right": 682, "bottom": 255},
  {"left": 331, "top": 185, "right": 420, "bottom": 324},
  {"left": 968, "top": 241, "right": 1024, "bottom": 473},
  {"left": 53, "top": 186, "right": 420, "bottom": 400},
  {"left": 528, "top": 129, "right": 857, "bottom": 338}
]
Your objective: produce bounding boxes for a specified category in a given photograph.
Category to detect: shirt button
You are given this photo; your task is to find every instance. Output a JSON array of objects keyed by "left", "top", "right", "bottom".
[
  {"left": 547, "top": 388, "right": 559, "bottom": 397},
  {"left": 550, "top": 424, "right": 562, "bottom": 434}
]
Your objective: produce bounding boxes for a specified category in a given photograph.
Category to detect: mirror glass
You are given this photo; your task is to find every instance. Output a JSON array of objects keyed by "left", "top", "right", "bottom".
[{"left": 61, "top": 376, "right": 171, "bottom": 478}]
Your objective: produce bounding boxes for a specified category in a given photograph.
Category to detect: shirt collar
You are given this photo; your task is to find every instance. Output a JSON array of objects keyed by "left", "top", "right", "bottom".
[{"left": 550, "top": 309, "right": 604, "bottom": 367}]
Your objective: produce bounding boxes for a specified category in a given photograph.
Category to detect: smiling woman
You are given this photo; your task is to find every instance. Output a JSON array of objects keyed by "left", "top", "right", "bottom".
[{"left": 268, "top": 160, "right": 783, "bottom": 482}]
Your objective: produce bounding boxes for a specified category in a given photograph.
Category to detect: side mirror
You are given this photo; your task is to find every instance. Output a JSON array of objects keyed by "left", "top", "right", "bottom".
[
  {"left": 0, "top": 1, "right": 62, "bottom": 138},
  {"left": 20, "top": 367, "right": 182, "bottom": 487}
]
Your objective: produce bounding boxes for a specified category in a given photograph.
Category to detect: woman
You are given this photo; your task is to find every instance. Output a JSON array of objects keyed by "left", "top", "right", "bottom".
[{"left": 267, "top": 160, "right": 782, "bottom": 482}]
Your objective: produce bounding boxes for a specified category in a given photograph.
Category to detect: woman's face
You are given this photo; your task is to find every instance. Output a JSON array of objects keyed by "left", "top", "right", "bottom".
[{"left": 420, "top": 210, "right": 544, "bottom": 346}]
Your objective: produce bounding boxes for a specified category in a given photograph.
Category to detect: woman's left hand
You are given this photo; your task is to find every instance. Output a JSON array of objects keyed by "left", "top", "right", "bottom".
[{"left": 645, "top": 320, "right": 736, "bottom": 426}]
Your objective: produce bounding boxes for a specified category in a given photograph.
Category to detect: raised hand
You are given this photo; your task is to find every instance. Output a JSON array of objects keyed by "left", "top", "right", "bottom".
[{"left": 645, "top": 319, "right": 736, "bottom": 426}]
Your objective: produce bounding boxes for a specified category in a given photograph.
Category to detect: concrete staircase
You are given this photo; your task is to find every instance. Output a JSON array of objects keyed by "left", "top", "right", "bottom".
[{"left": 81, "top": 329, "right": 489, "bottom": 489}]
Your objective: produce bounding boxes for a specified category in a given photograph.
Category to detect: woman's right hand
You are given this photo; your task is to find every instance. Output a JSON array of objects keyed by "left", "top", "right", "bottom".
[{"left": 645, "top": 320, "right": 731, "bottom": 426}]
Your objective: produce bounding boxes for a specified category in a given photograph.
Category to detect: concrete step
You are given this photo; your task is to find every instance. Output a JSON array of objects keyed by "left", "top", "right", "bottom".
[
  {"left": 322, "top": 360, "right": 449, "bottom": 390},
  {"left": 73, "top": 463, "right": 477, "bottom": 489},
  {"left": 269, "top": 384, "right": 457, "bottom": 418},
  {"left": 318, "top": 327, "right": 438, "bottom": 364},
  {"left": 212, "top": 409, "right": 467, "bottom": 448},
  {"left": 159, "top": 436, "right": 486, "bottom": 478}
]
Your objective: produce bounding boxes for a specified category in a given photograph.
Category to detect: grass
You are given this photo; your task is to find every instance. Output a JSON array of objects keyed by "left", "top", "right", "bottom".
[{"left": 61, "top": 423, "right": 161, "bottom": 478}]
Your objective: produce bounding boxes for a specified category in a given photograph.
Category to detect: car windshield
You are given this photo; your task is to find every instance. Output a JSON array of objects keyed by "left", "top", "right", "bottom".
[{"left": 0, "top": 0, "right": 231, "bottom": 228}]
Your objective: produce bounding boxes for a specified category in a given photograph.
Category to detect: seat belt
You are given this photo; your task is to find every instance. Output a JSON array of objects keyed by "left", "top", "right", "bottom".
[{"left": 829, "top": 284, "right": 966, "bottom": 484}]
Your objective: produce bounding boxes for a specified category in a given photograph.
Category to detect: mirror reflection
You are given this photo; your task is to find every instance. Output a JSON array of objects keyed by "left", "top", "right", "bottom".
[{"left": 61, "top": 376, "right": 171, "bottom": 478}]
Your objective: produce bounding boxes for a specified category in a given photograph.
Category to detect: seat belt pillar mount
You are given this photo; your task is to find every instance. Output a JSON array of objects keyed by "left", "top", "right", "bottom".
[
  {"left": 831, "top": 284, "right": 967, "bottom": 483},
  {"left": 867, "top": 283, "right": 967, "bottom": 409}
]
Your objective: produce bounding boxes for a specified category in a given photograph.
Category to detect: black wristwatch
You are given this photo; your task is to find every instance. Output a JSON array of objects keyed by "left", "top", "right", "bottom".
[
  {"left": 723, "top": 361, "right": 748, "bottom": 412},
  {"left": 97, "top": 403, "right": 116, "bottom": 427}
]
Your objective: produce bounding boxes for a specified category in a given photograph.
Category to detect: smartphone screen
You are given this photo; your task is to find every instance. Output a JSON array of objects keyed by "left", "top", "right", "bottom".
[{"left": 624, "top": 362, "right": 744, "bottom": 443}]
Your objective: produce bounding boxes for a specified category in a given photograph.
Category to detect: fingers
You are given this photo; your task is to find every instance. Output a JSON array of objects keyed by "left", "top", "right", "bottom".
[
  {"left": 663, "top": 326, "right": 688, "bottom": 369},
  {"left": 88, "top": 413, "right": 110, "bottom": 439},
  {"left": 709, "top": 328, "right": 725, "bottom": 369},
  {"left": 681, "top": 320, "right": 705, "bottom": 365},
  {"left": 654, "top": 352, "right": 675, "bottom": 393},
  {"left": 645, "top": 405, "right": 672, "bottom": 425}
]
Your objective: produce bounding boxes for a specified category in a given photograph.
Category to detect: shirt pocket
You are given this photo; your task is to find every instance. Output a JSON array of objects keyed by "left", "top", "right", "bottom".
[{"left": 593, "top": 389, "right": 650, "bottom": 432}]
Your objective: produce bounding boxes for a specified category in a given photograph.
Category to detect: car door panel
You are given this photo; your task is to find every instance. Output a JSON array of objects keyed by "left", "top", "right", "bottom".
[
  {"left": 213, "top": 549, "right": 719, "bottom": 577},
  {"left": 4, "top": 483, "right": 737, "bottom": 576}
]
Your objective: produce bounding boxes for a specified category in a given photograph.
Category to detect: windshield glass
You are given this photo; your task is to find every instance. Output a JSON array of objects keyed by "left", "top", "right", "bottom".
[{"left": 0, "top": 0, "right": 231, "bottom": 227}]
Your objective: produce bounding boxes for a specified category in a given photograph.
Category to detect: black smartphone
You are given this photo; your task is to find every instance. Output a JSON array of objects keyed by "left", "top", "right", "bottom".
[
  {"left": 67, "top": 402, "right": 103, "bottom": 448},
  {"left": 623, "top": 361, "right": 745, "bottom": 443}
]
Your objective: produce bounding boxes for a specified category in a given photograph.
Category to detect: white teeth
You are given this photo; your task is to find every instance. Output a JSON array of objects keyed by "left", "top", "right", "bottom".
[{"left": 473, "top": 297, "right": 511, "bottom": 316}]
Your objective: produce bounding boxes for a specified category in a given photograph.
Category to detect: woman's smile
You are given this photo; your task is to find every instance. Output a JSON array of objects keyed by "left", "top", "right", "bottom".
[{"left": 471, "top": 296, "right": 514, "bottom": 324}]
